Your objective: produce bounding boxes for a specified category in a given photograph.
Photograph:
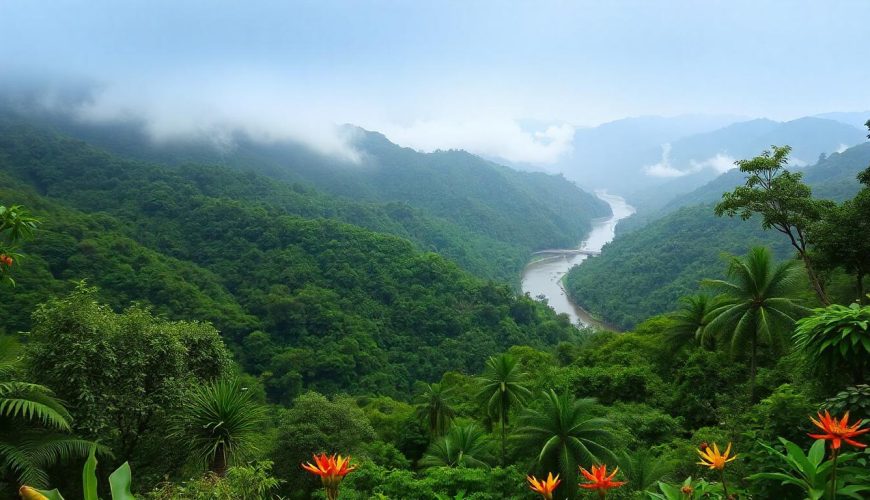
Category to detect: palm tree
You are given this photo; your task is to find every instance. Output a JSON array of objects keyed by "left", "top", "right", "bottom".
[
  {"left": 0, "top": 336, "right": 93, "bottom": 487},
  {"left": 476, "top": 353, "right": 531, "bottom": 465},
  {"left": 703, "top": 246, "right": 805, "bottom": 401},
  {"left": 414, "top": 383, "right": 455, "bottom": 436},
  {"left": 514, "top": 390, "right": 614, "bottom": 499},
  {"left": 666, "top": 294, "right": 720, "bottom": 352},
  {"left": 419, "top": 423, "right": 493, "bottom": 469},
  {"left": 616, "top": 449, "right": 674, "bottom": 493},
  {"left": 171, "top": 378, "right": 266, "bottom": 476}
]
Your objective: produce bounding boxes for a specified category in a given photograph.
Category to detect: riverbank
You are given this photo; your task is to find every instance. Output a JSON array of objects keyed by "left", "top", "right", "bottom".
[{"left": 520, "top": 191, "right": 635, "bottom": 328}]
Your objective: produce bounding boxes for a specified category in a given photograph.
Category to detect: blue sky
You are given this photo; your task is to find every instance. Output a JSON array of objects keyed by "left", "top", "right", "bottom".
[{"left": 1, "top": 0, "right": 868, "bottom": 163}]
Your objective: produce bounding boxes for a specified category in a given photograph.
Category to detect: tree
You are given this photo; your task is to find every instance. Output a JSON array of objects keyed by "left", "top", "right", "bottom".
[
  {"left": 810, "top": 166, "right": 870, "bottom": 304},
  {"left": 704, "top": 247, "right": 805, "bottom": 400},
  {"left": 475, "top": 354, "right": 531, "bottom": 465},
  {"left": 514, "top": 390, "right": 614, "bottom": 499},
  {"left": 414, "top": 383, "right": 456, "bottom": 436},
  {"left": 0, "top": 204, "right": 39, "bottom": 286},
  {"left": 25, "top": 284, "right": 232, "bottom": 477},
  {"left": 715, "top": 146, "right": 831, "bottom": 304},
  {"left": 665, "top": 294, "right": 720, "bottom": 351},
  {"left": 171, "top": 378, "right": 266, "bottom": 476},
  {"left": 269, "top": 392, "right": 376, "bottom": 500},
  {"left": 0, "top": 336, "right": 93, "bottom": 487},
  {"left": 793, "top": 303, "right": 870, "bottom": 385},
  {"left": 419, "top": 424, "right": 493, "bottom": 469}
]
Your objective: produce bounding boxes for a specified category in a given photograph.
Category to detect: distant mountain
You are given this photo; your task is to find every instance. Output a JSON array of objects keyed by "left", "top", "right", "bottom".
[
  {"left": 626, "top": 117, "right": 867, "bottom": 211},
  {"left": 527, "top": 114, "right": 746, "bottom": 192},
  {"left": 814, "top": 111, "right": 870, "bottom": 129},
  {"left": 621, "top": 141, "right": 870, "bottom": 234},
  {"left": 0, "top": 108, "right": 611, "bottom": 282},
  {"left": 569, "top": 141, "right": 870, "bottom": 329}
]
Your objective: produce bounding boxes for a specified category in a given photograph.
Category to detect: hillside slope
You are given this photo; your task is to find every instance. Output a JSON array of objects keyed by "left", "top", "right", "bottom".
[{"left": 0, "top": 122, "right": 584, "bottom": 402}]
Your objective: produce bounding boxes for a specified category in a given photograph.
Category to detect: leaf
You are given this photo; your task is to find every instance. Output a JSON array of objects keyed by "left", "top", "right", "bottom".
[
  {"left": 109, "top": 462, "right": 136, "bottom": 500},
  {"left": 807, "top": 439, "right": 825, "bottom": 466},
  {"left": 35, "top": 490, "right": 65, "bottom": 500},
  {"left": 82, "top": 444, "right": 98, "bottom": 500}
]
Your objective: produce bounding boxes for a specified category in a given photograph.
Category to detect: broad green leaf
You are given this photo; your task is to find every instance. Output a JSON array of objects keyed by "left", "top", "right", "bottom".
[
  {"left": 83, "top": 444, "right": 98, "bottom": 500},
  {"left": 109, "top": 462, "right": 136, "bottom": 500},
  {"left": 807, "top": 439, "right": 825, "bottom": 466}
]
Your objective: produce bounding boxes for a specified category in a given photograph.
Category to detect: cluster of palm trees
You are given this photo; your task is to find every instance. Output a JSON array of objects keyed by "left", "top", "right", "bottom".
[
  {"left": 668, "top": 246, "right": 806, "bottom": 401},
  {"left": 414, "top": 354, "right": 617, "bottom": 498}
]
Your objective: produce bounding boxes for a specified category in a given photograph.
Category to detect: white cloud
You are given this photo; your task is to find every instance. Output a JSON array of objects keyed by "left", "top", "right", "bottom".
[
  {"left": 376, "top": 120, "right": 575, "bottom": 166},
  {"left": 644, "top": 144, "right": 737, "bottom": 178},
  {"left": 836, "top": 143, "right": 849, "bottom": 154},
  {"left": 689, "top": 153, "right": 736, "bottom": 174},
  {"left": 54, "top": 75, "right": 366, "bottom": 163}
]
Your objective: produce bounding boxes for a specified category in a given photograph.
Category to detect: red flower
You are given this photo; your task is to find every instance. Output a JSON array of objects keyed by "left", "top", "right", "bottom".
[
  {"left": 808, "top": 410, "right": 869, "bottom": 450},
  {"left": 579, "top": 464, "right": 627, "bottom": 490},
  {"left": 301, "top": 454, "right": 355, "bottom": 500}
]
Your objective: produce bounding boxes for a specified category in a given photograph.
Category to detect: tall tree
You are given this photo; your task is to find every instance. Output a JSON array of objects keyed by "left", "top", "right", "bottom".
[
  {"left": 515, "top": 390, "right": 614, "bottom": 499},
  {"left": 414, "top": 383, "right": 455, "bottom": 437},
  {"left": 703, "top": 247, "right": 805, "bottom": 400},
  {"left": 810, "top": 165, "right": 870, "bottom": 304},
  {"left": 715, "top": 146, "right": 831, "bottom": 304},
  {"left": 0, "top": 204, "right": 39, "bottom": 286},
  {"left": 476, "top": 353, "right": 531, "bottom": 465}
]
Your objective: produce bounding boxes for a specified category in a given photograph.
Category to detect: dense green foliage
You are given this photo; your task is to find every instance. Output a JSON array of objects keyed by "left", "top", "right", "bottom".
[
  {"left": 565, "top": 204, "right": 794, "bottom": 330},
  {"left": 7, "top": 112, "right": 610, "bottom": 283},
  {"left": 0, "top": 121, "right": 586, "bottom": 404},
  {"left": 2, "top": 114, "right": 869, "bottom": 498}
]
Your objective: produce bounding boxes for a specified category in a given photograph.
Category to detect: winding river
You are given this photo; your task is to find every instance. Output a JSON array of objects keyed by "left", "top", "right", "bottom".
[{"left": 520, "top": 191, "right": 635, "bottom": 328}]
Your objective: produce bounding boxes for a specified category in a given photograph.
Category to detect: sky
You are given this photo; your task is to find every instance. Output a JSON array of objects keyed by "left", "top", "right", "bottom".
[{"left": 1, "top": 0, "right": 868, "bottom": 164}]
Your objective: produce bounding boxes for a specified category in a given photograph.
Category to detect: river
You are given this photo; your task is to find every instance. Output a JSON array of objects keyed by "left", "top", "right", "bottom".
[{"left": 520, "top": 191, "right": 635, "bottom": 328}]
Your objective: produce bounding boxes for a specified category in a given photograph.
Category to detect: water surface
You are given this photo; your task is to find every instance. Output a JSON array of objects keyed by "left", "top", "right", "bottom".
[{"left": 520, "top": 191, "right": 635, "bottom": 328}]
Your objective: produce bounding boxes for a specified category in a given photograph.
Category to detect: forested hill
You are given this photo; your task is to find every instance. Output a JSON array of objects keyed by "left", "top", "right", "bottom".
[
  {"left": 11, "top": 109, "right": 611, "bottom": 266},
  {"left": 567, "top": 141, "right": 870, "bottom": 330},
  {"left": 619, "top": 141, "right": 870, "bottom": 235},
  {"left": 0, "top": 120, "right": 587, "bottom": 402}
]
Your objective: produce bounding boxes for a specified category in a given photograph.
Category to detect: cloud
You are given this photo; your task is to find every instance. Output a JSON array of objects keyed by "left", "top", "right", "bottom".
[
  {"left": 643, "top": 143, "right": 686, "bottom": 177},
  {"left": 376, "top": 120, "right": 575, "bottom": 165},
  {"left": 689, "top": 153, "right": 736, "bottom": 174},
  {"left": 4, "top": 73, "right": 365, "bottom": 163},
  {"left": 644, "top": 144, "right": 737, "bottom": 178},
  {"left": 836, "top": 143, "right": 849, "bottom": 154}
]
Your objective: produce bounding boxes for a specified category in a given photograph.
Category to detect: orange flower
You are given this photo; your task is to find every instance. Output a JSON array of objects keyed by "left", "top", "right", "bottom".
[
  {"left": 301, "top": 453, "right": 356, "bottom": 500},
  {"left": 808, "top": 410, "right": 869, "bottom": 450},
  {"left": 579, "top": 464, "right": 627, "bottom": 490},
  {"left": 527, "top": 472, "right": 561, "bottom": 499},
  {"left": 697, "top": 442, "right": 737, "bottom": 470}
]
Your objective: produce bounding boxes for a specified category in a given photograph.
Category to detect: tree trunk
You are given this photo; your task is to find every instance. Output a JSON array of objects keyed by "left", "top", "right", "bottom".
[
  {"left": 500, "top": 416, "right": 506, "bottom": 466},
  {"left": 210, "top": 442, "right": 228, "bottom": 477},
  {"left": 749, "top": 335, "right": 758, "bottom": 403},
  {"left": 801, "top": 254, "right": 830, "bottom": 305},
  {"left": 857, "top": 273, "right": 865, "bottom": 305}
]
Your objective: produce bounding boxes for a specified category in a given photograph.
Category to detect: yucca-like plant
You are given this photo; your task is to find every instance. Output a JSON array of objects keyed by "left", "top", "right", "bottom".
[
  {"left": 419, "top": 423, "right": 493, "bottom": 469},
  {"left": 171, "top": 378, "right": 266, "bottom": 476}
]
